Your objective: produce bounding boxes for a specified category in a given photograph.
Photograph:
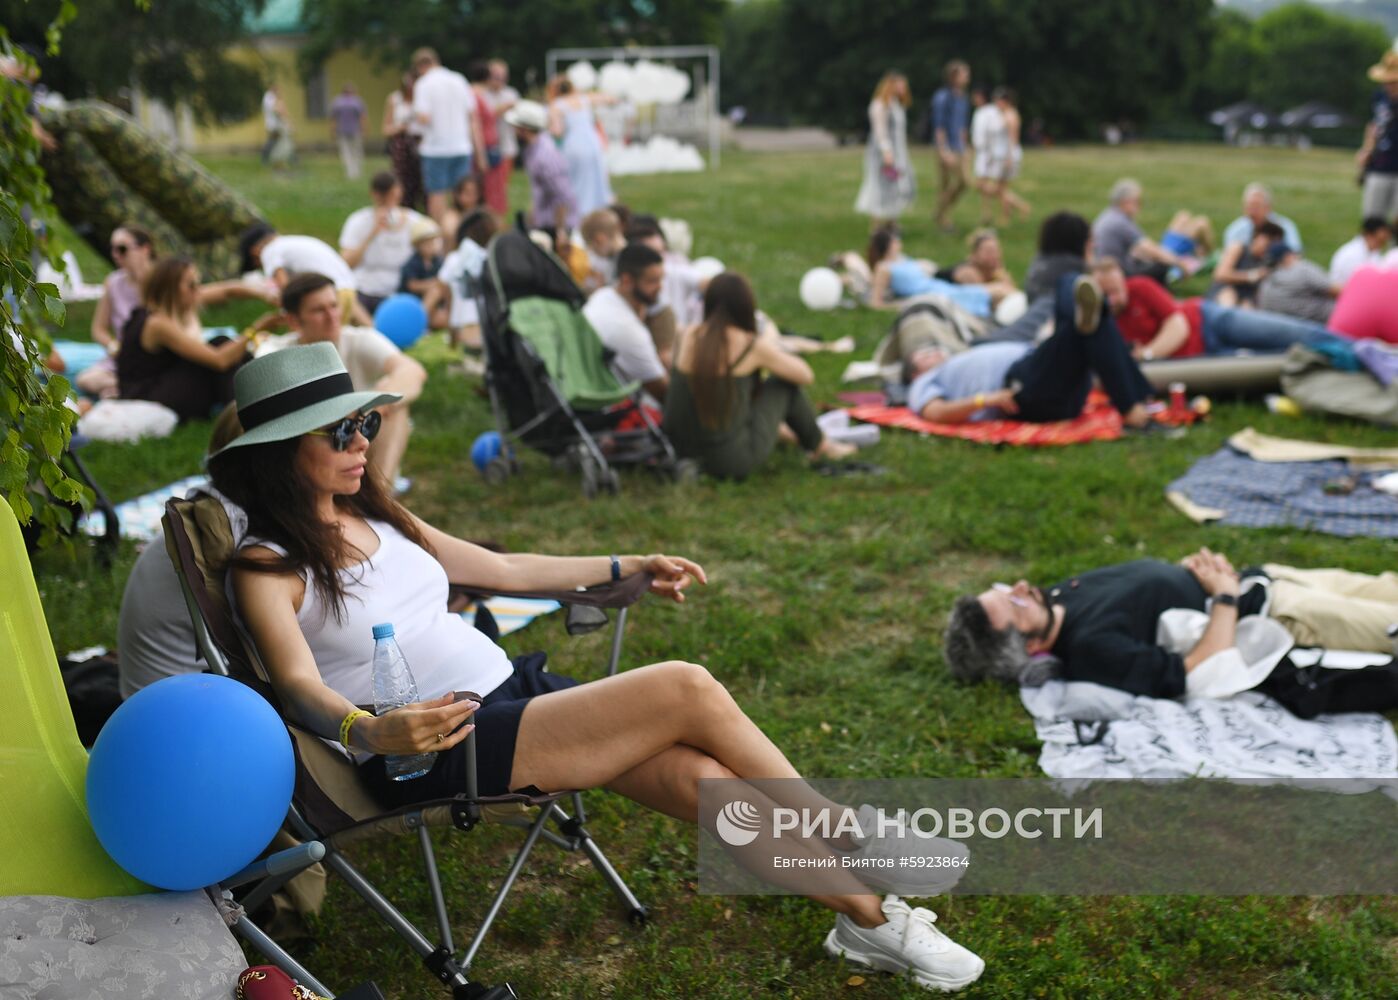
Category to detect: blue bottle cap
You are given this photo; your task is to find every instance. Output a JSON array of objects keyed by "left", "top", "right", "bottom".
[{"left": 371, "top": 623, "right": 395, "bottom": 640}]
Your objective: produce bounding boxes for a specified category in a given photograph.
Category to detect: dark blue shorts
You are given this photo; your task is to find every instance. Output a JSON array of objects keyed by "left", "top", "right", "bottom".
[{"left": 361, "top": 652, "right": 579, "bottom": 803}]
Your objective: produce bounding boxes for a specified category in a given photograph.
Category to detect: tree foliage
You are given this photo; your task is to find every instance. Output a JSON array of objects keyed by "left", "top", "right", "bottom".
[
  {"left": 0, "top": 0, "right": 265, "bottom": 123},
  {"left": 1250, "top": 3, "right": 1390, "bottom": 114},
  {"left": 1, "top": 17, "right": 91, "bottom": 544},
  {"left": 299, "top": 0, "right": 726, "bottom": 87},
  {"left": 723, "top": 0, "right": 1390, "bottom": 137}
]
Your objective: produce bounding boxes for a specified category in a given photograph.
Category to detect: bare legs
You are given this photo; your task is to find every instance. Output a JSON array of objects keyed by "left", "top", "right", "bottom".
[{"left": 510, "top": 661, "right": 887, "bottom": 926}]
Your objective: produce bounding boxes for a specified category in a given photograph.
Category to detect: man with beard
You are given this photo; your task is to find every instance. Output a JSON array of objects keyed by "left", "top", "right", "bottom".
[
  {"left": 583, "top": 242, "right": 670, "bottom": 402},
  {"left": 942, "top": 549, "right": 1398, "bottom": 719}
]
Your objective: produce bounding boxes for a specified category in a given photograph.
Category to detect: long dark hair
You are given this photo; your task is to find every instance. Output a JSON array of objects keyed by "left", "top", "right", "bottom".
[
  {"left": 866, "top": 224, "right": 899, "bottom": 269},
  {"left": 143, "top": 256, "right": 196, "bottom": 320},
  {"left": 209, "top": 434, "right": 431, "bottom": 623},
  {"left": 689, "top": 272, "right": 758, "bottom": 431}
]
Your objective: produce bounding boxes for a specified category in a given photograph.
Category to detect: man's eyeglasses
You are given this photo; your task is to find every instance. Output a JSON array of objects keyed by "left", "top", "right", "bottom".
[{"left": 308, "top": 411, "right": 381, "bottom": 451}]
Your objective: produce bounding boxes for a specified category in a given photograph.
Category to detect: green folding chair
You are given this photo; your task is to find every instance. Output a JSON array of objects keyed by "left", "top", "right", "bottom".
[{"left": 0, "top": 499, "right": 334, "bottom": 997}]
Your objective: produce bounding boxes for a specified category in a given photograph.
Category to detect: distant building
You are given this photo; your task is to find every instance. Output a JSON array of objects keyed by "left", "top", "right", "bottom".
[{"left": 131, "top": 0, "right": 399, "bottom": 153}]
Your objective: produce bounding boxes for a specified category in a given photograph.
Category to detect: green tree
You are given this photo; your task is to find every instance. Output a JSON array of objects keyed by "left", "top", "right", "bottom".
[
  {"left": 0, "top": 0, "right": 265, "bottom": 123},
  {"left": 759, "top": 0, "right": 1214, "bottom": 138},
  {"left": 1187, "top": 8, "right": 1259, "bottom": 116},
  {"left": 1249, "top": 2, "right": 1390, "bottom": 115},
  {"left": 2, "top": 14, "right": 90, "bottom": 543},
  {"left": 299, "top": 0, "right": 726, "bottom": 87}
]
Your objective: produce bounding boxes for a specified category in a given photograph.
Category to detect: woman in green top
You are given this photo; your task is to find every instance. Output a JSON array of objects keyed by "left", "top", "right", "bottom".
[{"left": 663, "top": 273, "right": 855, "bottom": 480}]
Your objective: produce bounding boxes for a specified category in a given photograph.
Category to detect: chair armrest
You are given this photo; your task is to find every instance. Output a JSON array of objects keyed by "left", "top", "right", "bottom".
[{"left": 450, "top": 571, "right": 654, "bottom": 611}]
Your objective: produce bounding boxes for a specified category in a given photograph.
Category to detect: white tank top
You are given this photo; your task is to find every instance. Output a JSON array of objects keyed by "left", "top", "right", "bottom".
[{"left": 237, "top": 519, "right": 513, "bottom": 710}]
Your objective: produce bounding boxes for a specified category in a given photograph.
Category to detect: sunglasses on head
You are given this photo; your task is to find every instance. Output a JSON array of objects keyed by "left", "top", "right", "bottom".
[{"left": 308, "top": 410, "right": 381, "bottom": 450}]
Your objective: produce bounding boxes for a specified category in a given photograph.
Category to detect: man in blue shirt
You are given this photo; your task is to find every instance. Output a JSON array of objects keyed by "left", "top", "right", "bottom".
[
  {"left": 1220, "top": 183, "right": 1303, "bottom": 254},
  {"left": 906, "top": 274, "right": 1156, "bottom": 428},
  {"left": 1358, "top": 50, "right": 1398, "bottom": 224},
  {"left": 930, "top": 60, "right": 971, "bottom": 232}
]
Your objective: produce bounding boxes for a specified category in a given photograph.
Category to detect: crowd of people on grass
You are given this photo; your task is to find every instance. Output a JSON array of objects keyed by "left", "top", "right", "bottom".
[{"left": 19, "top": 43, "right": 1398, "bottom": 999}]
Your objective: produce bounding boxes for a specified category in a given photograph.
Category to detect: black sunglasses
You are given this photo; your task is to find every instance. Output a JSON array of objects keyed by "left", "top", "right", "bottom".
[
  {"left": 110, "top": 243, "right": 132, "bottom": 255},
  {"left": 308, "top": 411, "right": 381, "bottom": 451}
]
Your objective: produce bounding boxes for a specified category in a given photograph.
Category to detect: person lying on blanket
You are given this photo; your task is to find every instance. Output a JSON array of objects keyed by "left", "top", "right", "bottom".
[
  {"left": 904, "top": 273, "right": 1160, "bottom": 429},
  {"left": 943, "top": 549, "right": 1398, "bottom": 719},
  {"left": 210, "top": 343, "right": 988, "bottom": 994}
]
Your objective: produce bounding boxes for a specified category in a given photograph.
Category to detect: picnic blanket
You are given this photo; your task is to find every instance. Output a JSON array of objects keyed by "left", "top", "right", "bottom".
[
  {"left": 1021, "top": 679, "right": 1398, "bottom": 782},
  {"left": 1166, "top": 436, "right": 1398, "bottom": 538},
  {"left": 847, "top": 390, "right": 1138, "bottom": 447}
]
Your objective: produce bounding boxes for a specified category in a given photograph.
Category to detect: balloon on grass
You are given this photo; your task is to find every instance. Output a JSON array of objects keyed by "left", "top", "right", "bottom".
[{"left": 799, "top": 267, "right": 843, "bottom": 311}]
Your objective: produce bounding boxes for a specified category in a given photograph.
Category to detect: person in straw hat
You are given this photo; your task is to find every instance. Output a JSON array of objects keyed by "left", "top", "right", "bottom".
[
  {"left": 1357, "top": 46, "right": 1398, "bottom": 222},
  {"left": 209, "top": 343, "right": 987, "bottom": 994}
]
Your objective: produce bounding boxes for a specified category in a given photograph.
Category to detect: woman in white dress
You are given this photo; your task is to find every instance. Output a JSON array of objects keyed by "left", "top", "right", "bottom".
[
  {"left": 993, "top": 88, "right": 1031, "bottom": 225},
  {"left": 970, "top": 88, "right": 1007, "bottom": 226},
  {"left": 854, "top": 72, "right": 915, "bottom": 229}
]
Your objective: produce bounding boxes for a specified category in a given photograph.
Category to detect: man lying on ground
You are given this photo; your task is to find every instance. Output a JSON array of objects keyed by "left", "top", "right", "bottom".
[
  {"left": 1092, "top": 257, "right": 1333, "bottom": 360},
  {"left": 944, "top": 549, "right": 1398, "bottom": 719},
  {"left": 905, "top": 274, "right": 1159, "bottom": 430}
]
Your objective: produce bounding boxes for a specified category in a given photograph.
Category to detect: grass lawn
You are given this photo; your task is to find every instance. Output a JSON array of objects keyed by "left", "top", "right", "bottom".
[{"left": 31, "top": 141, "right": 1398, "bottom": 998}]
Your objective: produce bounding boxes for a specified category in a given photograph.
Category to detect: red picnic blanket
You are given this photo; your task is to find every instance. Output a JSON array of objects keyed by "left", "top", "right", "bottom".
[{"left": 845, "top": 391, "right": 1197, "bottom": 447}]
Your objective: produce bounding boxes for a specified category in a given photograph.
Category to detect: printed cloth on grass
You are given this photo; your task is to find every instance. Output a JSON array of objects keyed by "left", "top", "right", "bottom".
[{"left": 1021, "top": 679, "right": 1398, "bottom": 782}]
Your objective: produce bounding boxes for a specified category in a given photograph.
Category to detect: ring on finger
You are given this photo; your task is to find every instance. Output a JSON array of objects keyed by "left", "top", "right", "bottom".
[{"left": 436, "top": 732, "right": 445, "bottom": 743}]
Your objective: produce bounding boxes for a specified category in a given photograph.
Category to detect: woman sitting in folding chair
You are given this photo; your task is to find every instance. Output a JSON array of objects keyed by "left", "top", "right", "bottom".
[{"left": 210, "top": 343, "right": 986, "bottom": 995}]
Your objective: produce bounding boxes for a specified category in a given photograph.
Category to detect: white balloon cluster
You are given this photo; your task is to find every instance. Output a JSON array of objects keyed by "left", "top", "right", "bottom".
[
  {"left": 568, "top": 59, "right": 692, "bottom": 105},
  {"left": 606, "top": 135, "right": 705, "bottom": 176}
]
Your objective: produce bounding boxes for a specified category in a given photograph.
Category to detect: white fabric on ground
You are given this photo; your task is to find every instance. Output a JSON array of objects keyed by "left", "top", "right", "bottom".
[{"left": 1021, "top": 679, "right": 1397, "bottom": 782}]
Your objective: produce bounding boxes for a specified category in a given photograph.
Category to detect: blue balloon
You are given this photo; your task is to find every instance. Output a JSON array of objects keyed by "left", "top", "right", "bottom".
[
  {"left": 373, "top": 293, "right": 429, "bottom": 348},
  {"left": 86, "top": 674, "right": 294, "bottom": 891},
  {"left": 471, "top": 430, "right": 503, "bottom": 472}
]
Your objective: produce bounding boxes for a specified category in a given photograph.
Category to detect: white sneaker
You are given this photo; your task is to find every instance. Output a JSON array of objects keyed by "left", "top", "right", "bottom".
[
  {"left": 844, "top": 804, "right": 970, "bottom": 896},
  {"left": 824, "top": 895, "right": 985, "bottom": 992}
]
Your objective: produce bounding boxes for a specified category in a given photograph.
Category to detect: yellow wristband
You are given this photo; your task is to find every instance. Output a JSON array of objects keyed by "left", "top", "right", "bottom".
[
  {"left": 339, "top": 709, "right": 372, "bottom": 749},
  {"left": 974, "top": 393, "right": 986, "bottom": 409}
]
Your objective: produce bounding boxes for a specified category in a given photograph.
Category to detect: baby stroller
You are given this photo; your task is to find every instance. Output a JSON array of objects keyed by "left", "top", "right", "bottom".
[{"left": 478, "top": 225, "right": 695, "bottom": 497}]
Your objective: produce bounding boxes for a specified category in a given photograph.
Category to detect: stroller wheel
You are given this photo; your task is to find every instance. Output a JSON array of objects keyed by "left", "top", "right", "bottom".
[
  {"left": 483, "top": 456, "right": 512, "bottom": 485},
  {"left": 601, "top": 467, "right": 621, "bottom": 496},
  {"left": 670, "top": 459, "right": 700, "bottom": 485},
  {"left": 580, "top": 455, "right": 600, "bottom": 499}
]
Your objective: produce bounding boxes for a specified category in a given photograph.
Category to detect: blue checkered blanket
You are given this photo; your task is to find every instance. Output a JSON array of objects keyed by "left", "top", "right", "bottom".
[{"left": 1167, "top": 446, "right": 1398, "bottom": 538}]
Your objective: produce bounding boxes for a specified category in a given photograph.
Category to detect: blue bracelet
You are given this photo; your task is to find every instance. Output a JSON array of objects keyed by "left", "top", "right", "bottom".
[{"left": 610, "top": 555, "right": 621, "bottom": 582}]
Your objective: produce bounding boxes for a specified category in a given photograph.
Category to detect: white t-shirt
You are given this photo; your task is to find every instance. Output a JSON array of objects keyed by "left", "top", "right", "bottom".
[
  {"left": 659, "top": 252, "right": 703, "bottom": 329},
  {"left": 439, "top": 239, "right": 489, "bottom": 328},
  {"left": 262, "top": 90, "right": 282, "bottom": 131},
  {"left": 583, "top": 286, "right": 666, "bottom": 385},
  {"left": 262, "top": 235, "right": 357, "bottom": 291},
  {"left": 413, "top": 65, "right": 477, "bottom": 158},
  {"left": 1329, "top": 236, "right": 1384, "bottom": 287},
  {"left": 339, "top": 207, "right": 425, "bottom": 299},
  {"left": 336, "top": 325, "right": 402, "bottom": 390},
  {"left": 483, "top": 85, "right": 521, "bottom": 157}
]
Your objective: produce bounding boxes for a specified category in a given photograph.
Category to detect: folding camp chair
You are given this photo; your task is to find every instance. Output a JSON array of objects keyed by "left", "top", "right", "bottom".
[
  {"left": 0, "top": 498, "right": 337, "bottom": 999},
  {"left": 161, "top": 494, "right": 652, "bottom": 998}
]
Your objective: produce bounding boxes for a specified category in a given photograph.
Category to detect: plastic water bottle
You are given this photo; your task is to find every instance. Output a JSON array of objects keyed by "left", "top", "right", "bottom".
[{"left": 371, "top": 623, "right": 435, "bottom": 781}]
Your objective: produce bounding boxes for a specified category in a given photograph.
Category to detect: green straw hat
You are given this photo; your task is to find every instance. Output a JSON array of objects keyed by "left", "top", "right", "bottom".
[{"left": 212, "top": 342, "right": 400, "bottom": 455}]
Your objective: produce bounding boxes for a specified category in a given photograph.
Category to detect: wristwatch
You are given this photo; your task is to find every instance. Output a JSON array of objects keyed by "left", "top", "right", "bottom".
[{"left": 1212, "top": 593, "right": 1238, "bottom": 608}]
